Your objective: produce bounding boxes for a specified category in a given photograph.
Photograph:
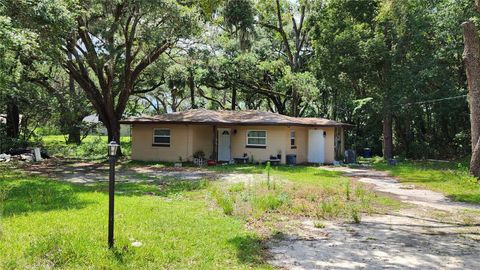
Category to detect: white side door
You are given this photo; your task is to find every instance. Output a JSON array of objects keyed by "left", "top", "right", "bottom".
[
  {"left": 217, "top": 128, "right": 231, "bottom": 161},
  {"left": 308, "top": 129, "right": 325, "bottom": 163}
]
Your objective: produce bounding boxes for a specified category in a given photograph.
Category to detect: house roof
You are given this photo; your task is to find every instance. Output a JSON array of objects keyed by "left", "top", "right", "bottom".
[
  {"left": 0, "top": 114, "right": 23, "bottom": 125},
  {"left": 120, "top": 109, "right": 349, "bottom": 127}
]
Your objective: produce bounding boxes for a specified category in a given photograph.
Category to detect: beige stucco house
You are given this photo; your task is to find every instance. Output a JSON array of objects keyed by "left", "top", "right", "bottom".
[{"left": 120, "top": 109, "right": 348, "bottom": 164}]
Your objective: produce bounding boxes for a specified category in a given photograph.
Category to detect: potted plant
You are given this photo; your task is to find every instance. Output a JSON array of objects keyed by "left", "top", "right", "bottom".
[
  {"left": 174, "top": 156, "right": 183, "bottom": 167},
  {"left": 207, "top": 153, "right": 217, "bottom": 166},
  {"left": 193, "top": 150, "right": 206, "bottom": 166}
]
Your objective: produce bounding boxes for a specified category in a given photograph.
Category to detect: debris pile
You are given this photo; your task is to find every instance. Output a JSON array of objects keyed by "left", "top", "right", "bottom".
[
  {"left": 0, "top": 147, "right": 47, "bottom": 162},
  {"left": 0, "top": 153, "right": 11, "bottom": 162}
]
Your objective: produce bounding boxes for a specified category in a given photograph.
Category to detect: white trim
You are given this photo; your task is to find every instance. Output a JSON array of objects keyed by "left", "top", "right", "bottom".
[
  {"left": 153, "top": 128, "right": 171, "bottom": 145},
  {"left": 217, "top": 128, "right": 231, "bottom": 161},
  {"left": 246, "top": 130, "right": 267, "bottom": 146},
  {"left": 308, "top": 129, "right": 325, "bottom": 163}
]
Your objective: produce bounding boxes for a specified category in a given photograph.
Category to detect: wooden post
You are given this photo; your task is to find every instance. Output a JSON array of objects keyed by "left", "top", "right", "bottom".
[
  {"left": 340, "top": 127, "right": 345, "bottom": 156},
  {"left": 212, "top": 125, "right": 218, "bottom": 161}
]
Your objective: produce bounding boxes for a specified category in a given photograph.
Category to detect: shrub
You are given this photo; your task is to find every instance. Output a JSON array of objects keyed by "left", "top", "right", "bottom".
[{"left": 193, "top": 150, "right": 205, "bottom": 159}]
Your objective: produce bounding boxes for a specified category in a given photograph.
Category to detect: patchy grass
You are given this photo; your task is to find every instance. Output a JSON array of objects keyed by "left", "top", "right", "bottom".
[
  {"left": 0, "top": 164, "right": 270, "bottom": 269},
  {"left": 39, "top": 135, "right": 132, "bottom": 160},
  {"left": 373, "top": 160, "right": 480, "bottom": 204},
  {"left": 207, "top": 164, "right": 400, "bottom": 228}
]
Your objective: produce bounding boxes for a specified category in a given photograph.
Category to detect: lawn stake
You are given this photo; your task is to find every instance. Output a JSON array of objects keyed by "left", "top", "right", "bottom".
[{"left": 108, "top": 141, "right": 119, "bottom": 249}]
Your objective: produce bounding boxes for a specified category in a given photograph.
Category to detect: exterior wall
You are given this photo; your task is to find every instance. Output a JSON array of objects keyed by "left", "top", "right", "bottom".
[
  {"left": 285, "top": 126, "right": 335, "bottom": 164},
  {"left": 286, "top": 127, "right": 308, "bottom": 163},
  {"left": 228, "top": 125, "right": 289, "bottom": 164},
  {"left": 131, "top": 123, "right": 339, "bottom": 164},
  {"left": 131, "top": 124, "right": 191, "bottom": 162},
  {"left": 324, "top": 127, "right": 335, "bottom": 163},
  {"left": 192, "top": 125, "right": 214, "bottom": 159}
]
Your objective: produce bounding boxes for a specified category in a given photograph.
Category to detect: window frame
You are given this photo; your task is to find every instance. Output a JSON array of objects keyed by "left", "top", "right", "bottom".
[
  {"left": 290, "top": 130, "right": 296, "bottom": 149},
  {"left": 246, "top": 130, "right": 267, "bottom": 148},
  {"left": 152, "top": 128, "right": 171, "bottom": 147}
]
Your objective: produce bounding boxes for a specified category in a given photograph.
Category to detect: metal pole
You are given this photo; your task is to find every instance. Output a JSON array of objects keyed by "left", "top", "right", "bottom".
[{"left": 108, "top": 155, "right": 115, "bottom": 248}]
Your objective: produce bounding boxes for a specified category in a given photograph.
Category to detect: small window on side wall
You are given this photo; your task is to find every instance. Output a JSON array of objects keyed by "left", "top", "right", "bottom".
[
  {"left": 246, "top": 130, "right": 267, "bottom": 148},
  {"left": 153, "top": 128, "right": 170, "bottom": 147},
  {"left": 290, "top": 131, "right": 296, "bottom": 149}
]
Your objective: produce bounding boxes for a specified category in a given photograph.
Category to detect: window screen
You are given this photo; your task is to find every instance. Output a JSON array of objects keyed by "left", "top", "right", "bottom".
[
  {"left": 153, "top": 129, "right": 170, "bottom": 145},
  {"left": 247, "top": 131, "right": 267, "bottom": 146}
]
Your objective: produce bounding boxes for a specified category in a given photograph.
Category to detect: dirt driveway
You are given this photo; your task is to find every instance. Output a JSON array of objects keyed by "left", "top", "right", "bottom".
[
  {"left": 268, "top": 167, "right": 480, "bottom": 270},
  {"left": 22, "top": 158, "right": 257, "bottom": 184}
]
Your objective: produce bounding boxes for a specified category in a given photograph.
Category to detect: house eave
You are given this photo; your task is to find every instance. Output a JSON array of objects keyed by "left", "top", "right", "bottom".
[{"left": 119, "top": 120, "right": 352, "bottom": 128}]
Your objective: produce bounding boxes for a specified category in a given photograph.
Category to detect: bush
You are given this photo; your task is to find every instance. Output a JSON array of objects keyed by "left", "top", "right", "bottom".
[{"left": 40, "top": 135, "right": 131, "bottom": 160}]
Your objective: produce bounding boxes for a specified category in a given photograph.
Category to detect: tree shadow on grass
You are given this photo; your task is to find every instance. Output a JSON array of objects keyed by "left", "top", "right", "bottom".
[
  {"left": 228, "top": 235, "right": 269, "bottom": 267},
  {"left": 0, "top": 179, "right": 92, "bottom": 217},
  {"left": 83, "top": 178, "right": 211, "bottom": 197}
]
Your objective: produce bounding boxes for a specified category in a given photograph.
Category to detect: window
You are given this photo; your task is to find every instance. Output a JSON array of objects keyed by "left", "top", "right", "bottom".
[
  {"left": 290, "top": 131, "right": 296, "bottom": 148},
  {"left": 153, "top": 128, "right": 170, "bottom": 146},
  {"left": 247, "top": 130, "right": 267, "bottom": 148}
]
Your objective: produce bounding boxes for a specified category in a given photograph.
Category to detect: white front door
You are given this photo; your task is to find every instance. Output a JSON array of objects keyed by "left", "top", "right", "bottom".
[
  {"left": 308, "top": 129, "right": 325, "bottom": 163},
  {"left": 218, "top": 128, "right": 231, "bottom": 161}
]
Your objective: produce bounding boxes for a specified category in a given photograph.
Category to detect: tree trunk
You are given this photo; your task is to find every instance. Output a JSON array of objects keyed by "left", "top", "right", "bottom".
[
  {"left": 67, "top": 126, "right": 82, "bottom": 145},
  {"left": 104, "top": 116, "right": 122, "bottom": 156},
  {"left": 231, "top": 85, "right": 237, "bottom": 110},
  {"left": 6, "top": 101, "right": 20, "bottom": 138},
  {"left": 462, "top": 20, "right": 480, "bottom": 177},
  {"left": 470, "top": 137, "right": 480, "bottom": 177},
  {"left": 189, "top": 69, "right": 196, "bottom": 109},
  {"left": 383, "top": 111, "right": 393, "bottom": 160}
]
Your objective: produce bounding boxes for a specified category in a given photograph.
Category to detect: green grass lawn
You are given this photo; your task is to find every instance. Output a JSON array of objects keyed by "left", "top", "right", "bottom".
[
  {"left": 373, "top": 160, "right": 480, "bottom": 204},
  {"left": 0, "top": 165, "right": 269, "bottom": 270},
  {"left": 0, "top": 158, "right": 401, "bottom": 269},
  {"left": 40, "top": 135, "right": 131, "bottom": 160}
]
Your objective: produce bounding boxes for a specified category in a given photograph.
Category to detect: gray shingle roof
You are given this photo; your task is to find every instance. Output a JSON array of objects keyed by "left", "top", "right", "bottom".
[{"left": 120, "top": 109, "right": 349, "bottom": 127}]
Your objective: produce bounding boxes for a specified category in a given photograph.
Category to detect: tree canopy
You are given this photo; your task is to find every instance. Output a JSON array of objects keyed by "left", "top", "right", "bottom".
[{"left": 0, "top": 0, "right": 477, "bottom": 163}]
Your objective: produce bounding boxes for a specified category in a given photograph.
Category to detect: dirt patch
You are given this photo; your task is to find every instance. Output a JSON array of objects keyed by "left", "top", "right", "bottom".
[
  {"left": 324, "top": 166, "right": 480, "bottom": 212},
  {"left": 267, "top": 166, "right": 480, "bottom": 270},
  {"left": 268, "top": 208, "right": 480, "bottom": 269},
  {"left": 21, "top": 159, "right": 259, "bottom": 185}
]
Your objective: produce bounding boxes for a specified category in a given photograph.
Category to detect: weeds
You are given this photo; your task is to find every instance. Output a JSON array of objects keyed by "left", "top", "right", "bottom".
[
  {"left": 313, "top": 221, "right": 326, "bottom": 228},
  {"left": 252, "top": 192, "right": 289, "bottom": 212},
  {"left": 0, "top": 184, "right": 12, "bottom": 239},
  {"left": 350, "top": 205, "right": 361, "bottom": 223},
  {"left": 211, "top": 188, "right": 235, "bottom": 215},
  {"left": 265, "top": 161, "right": 271, "bottom": 189},
  {"left": 345, "top": 181, "right": 351, "bottom": 201},
  {"left": 208, "top": 164, "right": 399, "bottom": 229},
  {"left": 317, "top": 198, "right": 342, "bottom": 219}
]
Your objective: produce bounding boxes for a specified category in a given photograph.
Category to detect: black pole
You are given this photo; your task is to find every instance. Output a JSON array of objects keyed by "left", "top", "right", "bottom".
[{"left": 108, "top": 155, "right": 116, "bottom": 248}]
